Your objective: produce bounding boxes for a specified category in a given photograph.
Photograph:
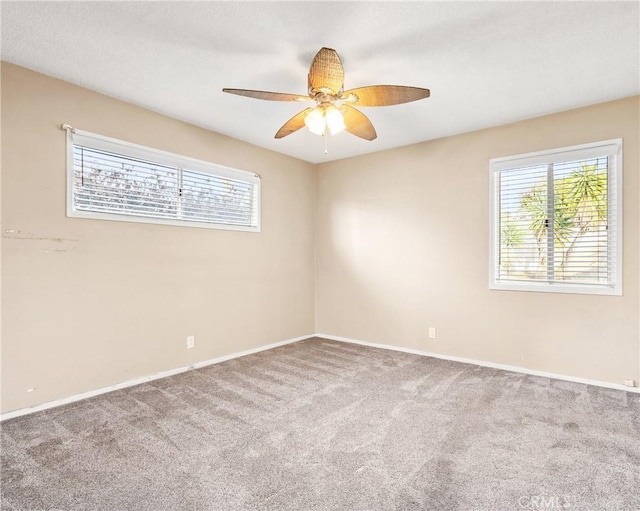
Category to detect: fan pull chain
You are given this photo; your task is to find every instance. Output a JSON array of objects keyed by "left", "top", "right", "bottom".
[{"left": 324, "top": 132, "right": 328, "bottom": 154}]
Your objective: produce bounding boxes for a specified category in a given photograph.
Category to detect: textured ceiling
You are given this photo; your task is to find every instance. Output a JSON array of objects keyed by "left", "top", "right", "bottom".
[{"left": 2, "top": 1, "right": 639, "bottom": 164}]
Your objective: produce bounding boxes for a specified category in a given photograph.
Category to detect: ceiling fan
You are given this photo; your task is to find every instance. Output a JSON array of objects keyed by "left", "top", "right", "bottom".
[{"left": 223, "top": 47, "right": 430, "bottom": 141}]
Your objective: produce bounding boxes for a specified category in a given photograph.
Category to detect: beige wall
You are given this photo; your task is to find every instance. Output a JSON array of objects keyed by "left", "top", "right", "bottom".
[
  {"left": 1, "top": 63, "right": 316, "bottom": 413},
  {"left": 316, "top": 96, "right": 640, "bottom": 386},
  {"left": 2, "top": 63, "right": 638, "bottom": 414}
]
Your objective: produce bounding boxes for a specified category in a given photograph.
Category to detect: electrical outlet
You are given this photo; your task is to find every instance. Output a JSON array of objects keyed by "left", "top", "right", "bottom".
[
  {"left": 186, "top": 335, "right": 195, "bottom": 349},
  {"left": 428, "top": 327, "right": 436, "bottom": 339}
]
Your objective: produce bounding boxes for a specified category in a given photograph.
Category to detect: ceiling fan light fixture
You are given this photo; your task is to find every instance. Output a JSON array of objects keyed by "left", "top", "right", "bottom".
[
  {"left": 325, "top": 105, "right": 346, "bottom": 135},
  {"left": 304, "top": 107, "right": 326, "bottom": 135},
  {"left": 303, "top": 105, "right": 345, "bottom": 136}
]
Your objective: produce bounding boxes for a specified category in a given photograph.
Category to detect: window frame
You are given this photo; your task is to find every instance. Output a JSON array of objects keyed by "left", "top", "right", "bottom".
[
  {"left": 489, "top": 139, "right": 623, "bottom": 296},
  {"left": 65, "top": 128, "right": 261, "bottom": 232}
]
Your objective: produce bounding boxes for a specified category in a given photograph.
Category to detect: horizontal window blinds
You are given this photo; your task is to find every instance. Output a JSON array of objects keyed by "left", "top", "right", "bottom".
[
  {"left": 490, "top": 139, "right": 622, "bottom": 295},
  {"left": 68, "top": 129, "right": 260, "bottom": 231}
]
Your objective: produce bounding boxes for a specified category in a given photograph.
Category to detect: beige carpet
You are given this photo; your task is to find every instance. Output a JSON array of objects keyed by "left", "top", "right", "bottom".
[{"left": 2, "top": 337, "right": 639, "bottom": 510}]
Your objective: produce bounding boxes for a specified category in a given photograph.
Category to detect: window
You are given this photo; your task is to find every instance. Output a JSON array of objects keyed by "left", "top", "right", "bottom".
[
  {"left": 489, "top": 139, "right": 622, "bottom": 295},
  {"left": 65, "top": 127, "right": 260, "bottom": 232}
]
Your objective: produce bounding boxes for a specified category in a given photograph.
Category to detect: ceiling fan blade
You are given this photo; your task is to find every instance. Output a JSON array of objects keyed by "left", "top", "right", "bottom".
[
  {"left": 223, "top": 88, "right": 310, "bottom": 102},
  {"left": 343, "top": 85, "right": 430, "bottom": 106},
  {"left": 308, "top": 47, "right": 344, "bottom": 95},
  {"left": 343, "top": 105, "right": 377, "bottom": 141},
  {"left": 275, "top": 108, "right": 314, "bottom": 139}
]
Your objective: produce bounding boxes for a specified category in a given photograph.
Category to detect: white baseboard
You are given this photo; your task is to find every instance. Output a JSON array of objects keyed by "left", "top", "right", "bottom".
[
  {"left": 317, "top": 333, "right": 640, "bottom": 394},
  {"left": 0, "top": 333, "right": 315, "bottom": 422},
  {"left": 3, "top": 331, "right": 637, "bottom": 421}
]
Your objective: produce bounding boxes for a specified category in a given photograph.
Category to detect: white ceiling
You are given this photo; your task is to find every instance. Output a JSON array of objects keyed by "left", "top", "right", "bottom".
[{"left": 2, "top": 1, "right": 639, "bottom": 164}]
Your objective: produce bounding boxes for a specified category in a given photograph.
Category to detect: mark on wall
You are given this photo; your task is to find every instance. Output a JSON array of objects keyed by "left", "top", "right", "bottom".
[{"left": 3, "top": 229, "right": 79, "bottom": 252}]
